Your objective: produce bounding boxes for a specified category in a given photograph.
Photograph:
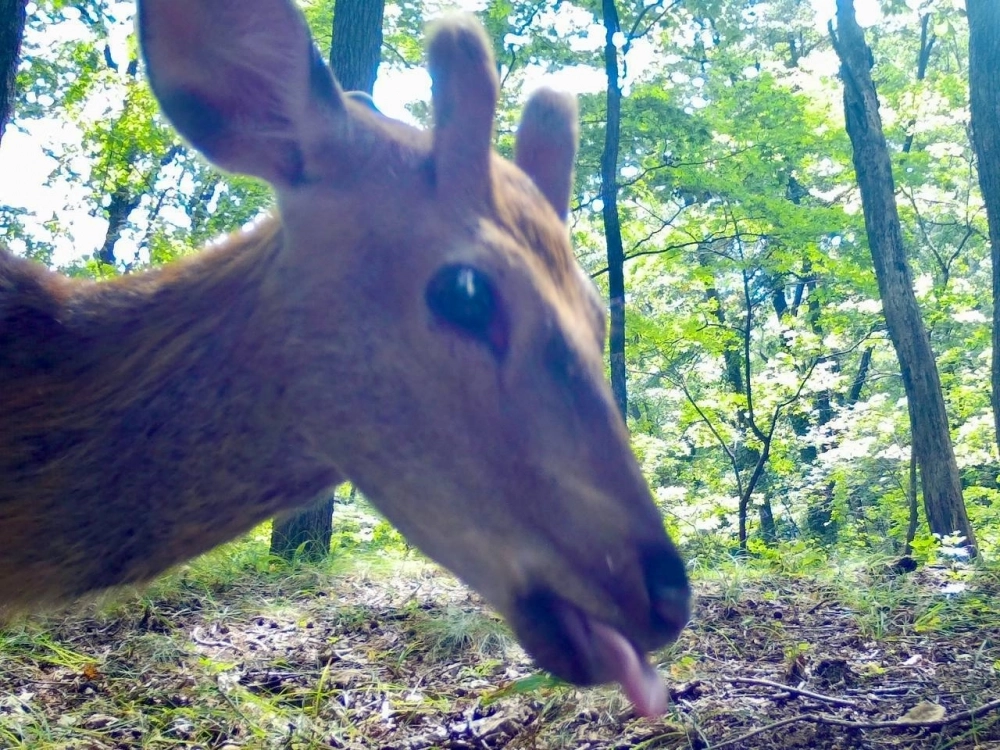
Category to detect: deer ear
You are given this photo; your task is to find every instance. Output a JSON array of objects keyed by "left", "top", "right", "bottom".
[
  {"left": 427, "top": 16, "right": 499, "bottom": 207},
  {"left": 137, "top": 0, "right": 348, "bottom": 186},
  {"left": 515, "top": 89, "right": 578, "bottom": 221}
]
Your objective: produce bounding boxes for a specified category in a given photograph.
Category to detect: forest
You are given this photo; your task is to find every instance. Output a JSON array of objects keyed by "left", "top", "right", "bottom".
[{"left": 2, "top": 0, "right": 1000, "bottom": 747}]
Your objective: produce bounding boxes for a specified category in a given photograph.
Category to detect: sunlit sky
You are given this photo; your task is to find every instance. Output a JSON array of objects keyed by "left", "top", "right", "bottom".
[{"left": 0, "top": 0, "right": 882, "bottom": 265}]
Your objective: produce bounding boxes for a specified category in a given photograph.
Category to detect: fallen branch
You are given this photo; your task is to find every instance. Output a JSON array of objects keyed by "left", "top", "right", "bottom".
[
  {"left": 728, "top": 677, "right": 857, "bottom": 707},
  {"left": 708, "top": 714, "right": 805, "bottom": 750},
  {"left": 707, "top": 697, "right": 1000, "bottom": 750}
]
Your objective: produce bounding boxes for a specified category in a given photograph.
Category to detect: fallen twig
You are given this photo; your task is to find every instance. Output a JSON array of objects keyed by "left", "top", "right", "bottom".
[{"left": 190, "top": 626, "right": 236, "bottom": 651}]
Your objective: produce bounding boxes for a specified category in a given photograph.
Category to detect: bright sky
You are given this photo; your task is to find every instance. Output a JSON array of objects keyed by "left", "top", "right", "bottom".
[{"left": 0, "top": 0, "right": 880, "bottom": 266}]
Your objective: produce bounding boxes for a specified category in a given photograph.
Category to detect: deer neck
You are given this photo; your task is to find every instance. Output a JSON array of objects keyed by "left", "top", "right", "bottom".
[{"left": 0, "top": 218, "right": 340, "bottom": 607}]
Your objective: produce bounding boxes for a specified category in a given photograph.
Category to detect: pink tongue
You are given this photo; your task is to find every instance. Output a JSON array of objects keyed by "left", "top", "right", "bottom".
[{"left": 589, "top": 621, "right": 668, "bottom": 717}]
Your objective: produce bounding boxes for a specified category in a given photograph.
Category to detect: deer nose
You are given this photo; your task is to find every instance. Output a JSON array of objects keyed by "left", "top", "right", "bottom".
[{"left": 640, "top": 544, "right": 691, "bottom": 646}]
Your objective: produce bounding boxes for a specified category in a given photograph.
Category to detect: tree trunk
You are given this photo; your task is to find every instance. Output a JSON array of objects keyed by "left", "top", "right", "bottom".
[
  {"left": 967, "top": 0, "right": 1000, "bottom": 458},
  {"left": 757, "top": 493, "right": 777, "bottom": 546},
  {"left": 329, "top": 0, "right": 385, "bottom": 93},
  {"left": 833, "top": 0, "right": 976, "bottom": 552},
  {"left": 96, "top": 184, "right": 142, "bottom": 267},
  {"left": 269, "top": 496, "right": 339, "bottom": 562},
  {"left": 737, "top": 438, "right": 775, "bottom": 550},
  {"left": 600, "top": 0, "right": 628, "bottom": 421},
  {"left": 269, "top": 0, "right": 385, "bottom": 561},
  {"left": 0, "top": 0, "right": 27, "bottom": 146},
  {"left": 847, "top": 346, "right": 873, "bottom": 404}
]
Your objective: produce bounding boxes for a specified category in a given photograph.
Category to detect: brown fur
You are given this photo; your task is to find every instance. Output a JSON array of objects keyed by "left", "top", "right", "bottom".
[{"left": 0, "top": 0, "right": 688, "bottom": 691}]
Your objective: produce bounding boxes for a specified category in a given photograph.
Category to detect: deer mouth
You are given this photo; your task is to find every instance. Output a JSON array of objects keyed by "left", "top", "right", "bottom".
[{"left": 512, "top": 590, "right": 687, "bottom": 716}]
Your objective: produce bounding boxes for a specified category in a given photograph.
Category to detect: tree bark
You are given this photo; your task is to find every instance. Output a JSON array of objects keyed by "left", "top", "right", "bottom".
[
  {"left": 967, "top": 0, "right": 1000, "bottom": 459},
  {"left": 329, "top": 0, "right": 384, "bottom": 93},
  {"left": 269, "top": 499, "right": 338, "bottom": 562},
  {"left": 0, "top": 0, "right": 27, "bottom": 146},
  {"left": 833, "top": 0, "right": 975, "bottom": 552},
  {"left": 96, "top": 185, "right": 142, "bottom": 267},
  {"left": 600, "top": 0, "right": 628, "bottom": 421},
  {"left": 269, "top": 0, "right": 385, "bottom": 561}
]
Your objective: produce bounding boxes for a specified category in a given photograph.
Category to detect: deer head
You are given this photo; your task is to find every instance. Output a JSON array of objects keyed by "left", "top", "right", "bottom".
[{"left": 0, "top": 0, "right": 690, "bottom": 716}]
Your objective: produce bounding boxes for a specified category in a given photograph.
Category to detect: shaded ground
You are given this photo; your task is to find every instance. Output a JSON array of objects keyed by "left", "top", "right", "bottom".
[{"left": 1, "top": 541, "right": 1000, "bottom": 749}]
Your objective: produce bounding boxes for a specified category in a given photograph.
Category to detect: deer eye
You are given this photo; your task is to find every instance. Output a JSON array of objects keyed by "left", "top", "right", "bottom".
[{"left": 425, "top": 264, "right": 507, "bottom": 358}]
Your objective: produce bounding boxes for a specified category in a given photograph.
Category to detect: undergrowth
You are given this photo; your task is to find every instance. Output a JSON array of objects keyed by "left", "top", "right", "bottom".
[{"left": 2, "top": 521, "right": 1000, "bottom": 749}]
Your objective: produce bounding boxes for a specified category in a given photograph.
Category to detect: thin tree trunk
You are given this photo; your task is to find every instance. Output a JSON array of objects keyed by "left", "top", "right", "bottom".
[
  {"left": 901, "top": 13, "right": 934, "bottom": 156},
  {"left": 967, "top": 0, "right": 1000, "bottom": 458},
  {"left": 700, "top": 249, "right": 776, "bottom": 545},
  {"left": 600, "top": 0, "right": 628, "bottom": 421},
  {"left": 847, "top": 346, "right": 873, "bottom": 404},
  {"left": 738, "top": 438, "right": 775, "bottom": 550},
  {"left": 832, "top": 0, "right": 976, "bottom": 552},
  {"left": 270, "top": 0, "right": 385, "bottom": 561},
  {"left": 0, "top": 0, "right": 28, "bottom": 146},
  {"left": 758, "top": 499, "right": 777, "bottom": 546}
]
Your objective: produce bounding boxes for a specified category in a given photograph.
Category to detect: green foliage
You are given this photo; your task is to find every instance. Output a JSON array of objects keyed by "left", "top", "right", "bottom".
[
  {"left": 7, "top": 0, "right": 273, "bottom": 273},
  {"left": 4, "top": 0, "right": 998, "bottom": 559}
]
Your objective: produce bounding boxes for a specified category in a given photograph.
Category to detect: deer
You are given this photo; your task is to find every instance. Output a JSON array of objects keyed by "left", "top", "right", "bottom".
[{"left": 0, "top": 0, "right": 690, "bottom": 716}]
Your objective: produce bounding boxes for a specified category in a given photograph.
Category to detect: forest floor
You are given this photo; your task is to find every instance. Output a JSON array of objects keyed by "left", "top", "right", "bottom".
[{"left": 1, "top": 522, "right": 1000, "bottom": 749}]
